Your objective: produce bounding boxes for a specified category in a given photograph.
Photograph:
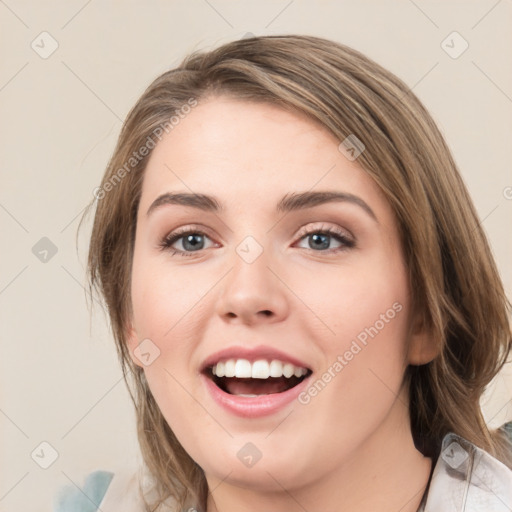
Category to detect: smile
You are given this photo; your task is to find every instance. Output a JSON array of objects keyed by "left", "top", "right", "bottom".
[
  {"left": 200, "top": 348, "right": 313, "bottom": 417},
  {"left": 207, "top": 358, "right": 311, "bottom": 397}
]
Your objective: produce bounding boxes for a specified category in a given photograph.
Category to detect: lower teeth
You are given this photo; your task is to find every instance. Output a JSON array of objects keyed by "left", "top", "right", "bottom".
[{"left": 238, "top": 393, "right": 260, "bottom": 397}]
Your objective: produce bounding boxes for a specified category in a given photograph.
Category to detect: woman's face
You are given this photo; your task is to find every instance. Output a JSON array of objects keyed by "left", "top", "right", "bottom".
[{"left": 127, "top": 96, "right": 429, "bottom": 493}]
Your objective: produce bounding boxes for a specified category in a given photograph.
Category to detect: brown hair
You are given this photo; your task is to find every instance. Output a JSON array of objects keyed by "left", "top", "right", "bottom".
[{"left": 83, "top": 34, "right": 512, "bottom": 510}]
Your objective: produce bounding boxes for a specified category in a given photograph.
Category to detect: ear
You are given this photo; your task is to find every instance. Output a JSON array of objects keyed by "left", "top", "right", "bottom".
[
  {"left": 126, "top": 322, "right": 144, "bottom": 369},
  {"left": 407, "top": 311, "right": 439, "bottom": 366}
]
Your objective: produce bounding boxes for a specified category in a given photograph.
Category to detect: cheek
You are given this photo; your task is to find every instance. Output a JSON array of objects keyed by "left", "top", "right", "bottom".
[
  {"left": 295, "top": 251, "right": 409, "bottom": 351},
  {"left": 297, "top": 294, "right": 410, "bottom": 459},
  {"left": 130, "top": 259, "right": 211, "bottom": 439},
  {"left": 325, "top": 278, "right": 409, "bottom": 410},
  {"left": 143, "top": 366, "right": 221, "bottom": 464},
  {"left": 130, "top": 250, "right": 206, "bottom": 340},
  {"left": 307, "top": 255, "right": 411, "bottom": 396}
]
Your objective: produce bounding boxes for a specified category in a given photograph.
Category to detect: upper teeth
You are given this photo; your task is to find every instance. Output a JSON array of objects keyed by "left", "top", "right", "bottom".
[{"left": 212, "top": 359, "right": 308, "bottom": 379}]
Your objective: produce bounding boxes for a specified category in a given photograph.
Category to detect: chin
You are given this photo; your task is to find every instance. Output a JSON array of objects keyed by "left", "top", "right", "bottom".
[{"left": 188, "top": 434, "right": 319, "bottom": 493}]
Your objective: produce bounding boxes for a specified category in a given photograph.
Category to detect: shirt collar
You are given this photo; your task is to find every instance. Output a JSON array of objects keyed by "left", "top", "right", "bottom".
[{"left": 419, "top": 432, "right": 512, "bottom": 512}]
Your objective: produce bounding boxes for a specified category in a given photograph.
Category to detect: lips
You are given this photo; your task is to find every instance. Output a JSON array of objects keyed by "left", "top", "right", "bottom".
[{"left": 200, "top": 346, "right": 313, "bottom": 416}]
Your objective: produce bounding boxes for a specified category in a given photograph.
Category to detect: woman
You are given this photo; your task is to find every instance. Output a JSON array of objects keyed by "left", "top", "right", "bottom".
[{"left": 56, "top": 34, "right": 512, "bottom": 512}]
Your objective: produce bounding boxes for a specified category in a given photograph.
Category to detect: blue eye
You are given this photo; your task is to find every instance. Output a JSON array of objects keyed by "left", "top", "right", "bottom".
[
  {"left": 159, "top": 225, "right": 355, "bottom": 257},
  {"left": 296, "top": 227, "right": 355, "bottom": 252},
  {"left": 160, "top": 229, "right": 213, "bottom": 257}
]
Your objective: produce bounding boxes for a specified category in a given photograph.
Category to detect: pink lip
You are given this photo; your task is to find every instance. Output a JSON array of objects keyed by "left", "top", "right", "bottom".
[
  {"left": 200, "top": 345, "right": 310, "bottom": 371},
  {"left": 201, "top": 372, "right": 312, "bottom": 418}
]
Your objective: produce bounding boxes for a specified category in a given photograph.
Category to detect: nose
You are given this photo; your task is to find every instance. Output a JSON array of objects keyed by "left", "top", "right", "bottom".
[{"left": 215, "top": 245, "right": 290, "bottom": 326}]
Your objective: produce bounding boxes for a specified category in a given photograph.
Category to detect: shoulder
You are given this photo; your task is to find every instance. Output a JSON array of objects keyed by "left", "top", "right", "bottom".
[
  {"left": 53, "top": 470, "right": 114, "bottom": 512},
  {"left": 504, "top": 420, "right": 512, "bottom": 443},
  {"left": 421, "top": 425, "right": 512, "bottom": 512},
  {"left": 54, "top": 466, "right": 181, "bottom": 512}
]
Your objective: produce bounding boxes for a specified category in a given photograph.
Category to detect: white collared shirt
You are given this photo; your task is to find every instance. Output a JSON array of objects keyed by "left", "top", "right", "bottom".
[{"left": 419, "top": 432, "right": 512, "bottom": 512}]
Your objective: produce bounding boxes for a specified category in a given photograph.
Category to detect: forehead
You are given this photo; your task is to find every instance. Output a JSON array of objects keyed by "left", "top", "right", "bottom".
[{"left": 138, "top": 96, "right": 388, "bottom": 218}]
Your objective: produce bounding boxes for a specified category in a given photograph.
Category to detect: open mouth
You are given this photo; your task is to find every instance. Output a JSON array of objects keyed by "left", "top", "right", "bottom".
[{"left": 203, "top": 359, "right": 312, "bottom": 397}]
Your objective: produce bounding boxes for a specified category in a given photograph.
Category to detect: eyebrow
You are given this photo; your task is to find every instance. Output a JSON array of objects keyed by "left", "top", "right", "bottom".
[{"left": 146, "top": 191, "right": 377, "bottom": 221}]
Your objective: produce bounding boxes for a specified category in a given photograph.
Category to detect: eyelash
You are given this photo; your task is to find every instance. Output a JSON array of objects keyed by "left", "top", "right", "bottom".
[{"left": 158, "top": 224, "right": 355, "bottom": 258}]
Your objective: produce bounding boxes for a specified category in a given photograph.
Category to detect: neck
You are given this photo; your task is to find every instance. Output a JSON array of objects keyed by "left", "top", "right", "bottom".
[{"left": 205, "top": 388, "right": 432, "bottom": 512}]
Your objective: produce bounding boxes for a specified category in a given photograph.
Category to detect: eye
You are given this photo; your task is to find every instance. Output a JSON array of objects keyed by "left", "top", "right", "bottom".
[
  {"left": 159, "top": 224, "right": 355, "bottom": 257},
  {"left": 159, "top": 227, "right": 216, "bottom": 257},
  {"left": 295, "top": 224, "right": 355, "bottom": 253}
]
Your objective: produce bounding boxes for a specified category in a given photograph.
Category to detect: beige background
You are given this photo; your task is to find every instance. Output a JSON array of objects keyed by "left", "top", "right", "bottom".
[{"left": 1, "top": 1, "right": 511, "bottom": 510}]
